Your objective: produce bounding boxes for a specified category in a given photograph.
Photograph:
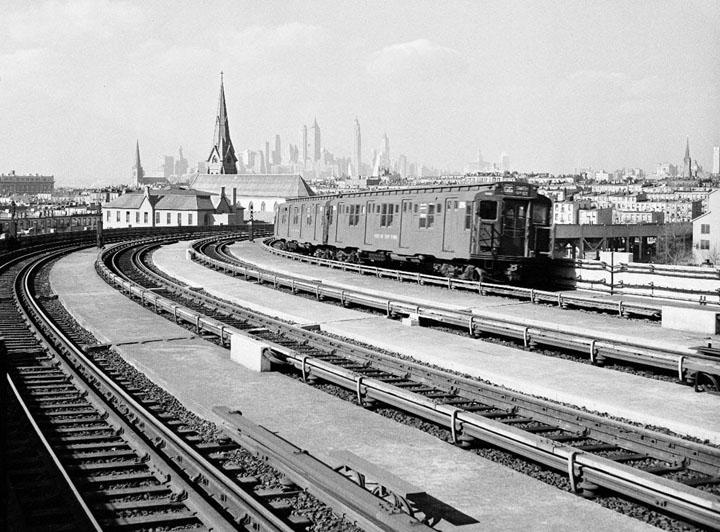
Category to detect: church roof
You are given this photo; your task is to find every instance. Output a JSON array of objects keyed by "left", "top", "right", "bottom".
[
  {"left": 103, "top": 187, "right": 216, "bottom": 211},
  {"left": 190, "top": 174, "right": 315, "bottom": 198}
]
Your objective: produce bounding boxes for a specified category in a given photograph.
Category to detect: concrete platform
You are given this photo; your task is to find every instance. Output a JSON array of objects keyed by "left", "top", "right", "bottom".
[
  {"left": 161, "top": 240, "right": 719, "bottom": 444},
  {"left": 49, "top": 248, "right": 663, "bottom": 532},
  {"left": 227, "top": 243, "right": 720, "bottom": 353}
]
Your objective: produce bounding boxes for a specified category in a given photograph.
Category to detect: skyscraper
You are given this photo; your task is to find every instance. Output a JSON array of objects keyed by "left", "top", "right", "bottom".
[
  {"left": 273, "top": 135, "right": 281, "bottom": 165},
  {"left": 683, "top": 137, "right": 692, "bottom": 178},
  {"left": 132, "top": 140, "right": 144, "bottom": 186},
  {"left": 300, "top": 125, "right": 308, "bottom": 162},
  {"left": 207, "top": 72, "right": 238, "bottom": 174},
  {"left": 500, "top": 152, "right": 510, "bottom": 173},
  {"left": 309, "top": 118, "right": 321, "bottom": 161},
  {"left": 175, "top": 146, "right": 188, "bottom": 176},
  {"left": 712, "top": 146, "right": 719, "bottom": 175},
  {"left": 353, "top": 117, "right": 361, "bottom": 177}
]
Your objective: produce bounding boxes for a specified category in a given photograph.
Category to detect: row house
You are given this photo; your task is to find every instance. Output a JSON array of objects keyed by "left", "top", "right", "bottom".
[
  {"left": 634, "top": 200, "right": 702, "bottom": 223},
  {"left": 692, "top": 189, "right": 720, "bottom": 264},
  {"left": 613, "top": 210, "right": 664, "bottom": 224},
  {"left": 588, "top": 184, "right": 644, "bottom": 194},
  {"left": 578, "top": 208, "right": 613, "bottom": 225},
  {"left": 553, "top": 199, "right": 592, "bottom": 224}
]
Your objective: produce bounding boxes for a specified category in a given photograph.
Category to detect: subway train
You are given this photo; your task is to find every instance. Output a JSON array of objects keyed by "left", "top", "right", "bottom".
[{"left": 273, "top": 182, "right": 553, "bottom": 282}]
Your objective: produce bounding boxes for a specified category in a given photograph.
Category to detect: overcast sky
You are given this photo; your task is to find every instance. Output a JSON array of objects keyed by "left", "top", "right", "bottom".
[{"left": 1, "top": 0, "right": 718, "bottom": 186}]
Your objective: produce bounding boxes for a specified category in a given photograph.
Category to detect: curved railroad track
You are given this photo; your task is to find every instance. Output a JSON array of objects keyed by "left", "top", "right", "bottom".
[
  {"left": 190, "top": 236, "right": 720, "bottom": 394},
  {"left": 5, "top": 233, "right": 431, "bottom": 532},
  {"left": 98, "top": 235, "right": 720, "bottom": 530}
]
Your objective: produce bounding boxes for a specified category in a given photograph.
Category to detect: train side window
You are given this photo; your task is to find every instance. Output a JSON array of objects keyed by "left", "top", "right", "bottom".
[
  {"left": 418, "top": 203, "right": 427, "bottom": 228},
  {"left": 395, "top": 204, "right": 399, "bottom": 213},
  {"left": 380, "top": 203, "right": 394, "bottom": 227},
  {"left": 464, "top": 203, "right": 473, "bottom": 230},
  {"left": 479, "top": 200, "right": 497, "bottom": 220},
  {"left": 306, "top": 210, "right": 312, "bottom": 225},
  {"left": 414, "top": 204, "right": 418, "bottom": 214},
  {"left": 292, "top": 207, "right": 299, "bottom": 225},
  {"left": 437, "top": 203, "right": 442, "bottom": 214}
]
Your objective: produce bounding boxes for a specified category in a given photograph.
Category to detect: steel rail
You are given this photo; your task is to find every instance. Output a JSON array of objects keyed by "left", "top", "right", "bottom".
[
  {"left": 190, "top": 238, "right": 720, "bottom": 385},
  {"left": 98, "top": 239, "right": 720, "bottom": 530},
  {"left": 17, "top": 247, "right": 299, "bottom": 532},
  {"left": 97, "top": 239, "right": 438, "bottom": 532},
  {"left": 261, "top": 237, "right": 720, "bottom": 310},
  {"left": 5, "top": 364, "right": 104, "bottom": 531},
  {"left": 259, "top": 237, "right": 665, "bottom": 317}
]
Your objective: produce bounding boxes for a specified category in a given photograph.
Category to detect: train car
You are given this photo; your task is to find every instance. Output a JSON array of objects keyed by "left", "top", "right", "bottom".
[{"left": 274, "top": 182, "right": 552, "bottom": 280}]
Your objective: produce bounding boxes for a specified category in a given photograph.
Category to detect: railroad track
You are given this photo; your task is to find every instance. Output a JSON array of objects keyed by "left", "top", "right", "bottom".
[
  {"left": 189, "top": 236, "right": 720, "bottom": 394},
  {"left": 98, "top": 236, "right": 720, "bottom": 530},
  {"left": 260, "top": 237, "right": 670, "bottom": 319},
  {"left": 6, "top": 240, "right": 433, "bottom": 532}
]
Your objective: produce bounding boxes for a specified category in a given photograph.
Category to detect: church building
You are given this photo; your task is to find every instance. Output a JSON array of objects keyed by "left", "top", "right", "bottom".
[{"left": 190, "top": 74, "right": 314, "bottom": 222}]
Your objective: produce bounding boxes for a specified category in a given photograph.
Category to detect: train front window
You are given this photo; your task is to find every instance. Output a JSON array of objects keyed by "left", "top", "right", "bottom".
[
  {"left": 479, "top": 200, "right": 497, "bottom": 220},
  {"left": 532, "top": 203, "right": 549, "bottom": 224}
]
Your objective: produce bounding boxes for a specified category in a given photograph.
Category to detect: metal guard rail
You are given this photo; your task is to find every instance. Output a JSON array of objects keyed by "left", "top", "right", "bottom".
[
  {"left": 95, "top": 240, "right": 437, "bottom": 531},
  {"left": 258, "top": 238, "right": 667, "bottom": 317},
  {"left": 188, "top": 242, "right": 720, "bottom": 382},
  {"left": 96, "top": 242, "right": 720, "bottom": 529}
]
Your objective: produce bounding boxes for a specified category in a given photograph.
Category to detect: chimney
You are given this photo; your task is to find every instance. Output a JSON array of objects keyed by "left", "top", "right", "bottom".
[
  {"left": 232, "top": 187, "right": 237, "bottom": 207},
  {"left": 144, "top": 185, "right": 150, "bottom": 197},
  {"left": 221, "top": 186, "right": 226, "bottom": 198}
]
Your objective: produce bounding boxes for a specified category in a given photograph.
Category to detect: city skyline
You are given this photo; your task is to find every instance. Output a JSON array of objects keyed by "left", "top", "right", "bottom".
[{"left": 1, "top": 0, "right": 719, "bottom": 186}]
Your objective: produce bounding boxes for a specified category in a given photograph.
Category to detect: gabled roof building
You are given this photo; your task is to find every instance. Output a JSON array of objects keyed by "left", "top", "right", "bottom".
[{"left": 102, "top": 186, "right": 240, "bottom": 229}]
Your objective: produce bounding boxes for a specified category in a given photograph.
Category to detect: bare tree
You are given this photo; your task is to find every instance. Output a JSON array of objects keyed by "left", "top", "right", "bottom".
[{"left": 655, "top": 222, "right": 693, "bottom": 265}]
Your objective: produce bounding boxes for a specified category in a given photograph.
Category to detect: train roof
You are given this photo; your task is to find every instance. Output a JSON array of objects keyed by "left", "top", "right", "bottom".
[{"left": 284, "top": 181, "right": 539, "bottom": 203}]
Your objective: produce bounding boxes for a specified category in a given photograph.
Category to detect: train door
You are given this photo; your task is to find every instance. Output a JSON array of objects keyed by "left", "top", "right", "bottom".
[
  {"left": 313, "top": 204, "right": 322, "bottom": 241},
  {"left": 335, "top": 202, "right": 343, "bottom": 243},
  {"left": 364, "top": 201, "right": 374, "bottom": 245},
  {"left": 498, "top": 199, "right": 529, "bottom": 256},
  {"left": 399, "top": 199, "right": 412, "bottom": 248},
  {"left": 441, "top": 197, "right": 458, "bottom": 252},
  {"left": 472, "top": 199, "right": 499, "bottom": 254},
  {"left": 323, "top": 204, "right": 332, "bottom": 245},
  {"left": 299, "top": 203, "right": 307, "bottom": 238}
]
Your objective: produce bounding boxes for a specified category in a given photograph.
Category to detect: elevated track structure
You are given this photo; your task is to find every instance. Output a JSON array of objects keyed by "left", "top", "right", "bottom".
[{"left": 95, "top": 234, "right": 720, "bottom": 530}]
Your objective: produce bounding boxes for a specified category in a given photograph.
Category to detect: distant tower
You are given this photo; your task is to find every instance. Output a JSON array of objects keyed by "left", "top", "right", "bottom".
[
  {"left": 132, "top": 140, "right": 144, "bottom": 186},
  {"left": 207, "top": 72, "right": 238, "bottom": 174},
  {"left": 265, "top": 140, "right": 271, "bottom": 172},
  {"left": 713, "top": 146, "right": 720, "bottom": 175},
  {"left": 273, "top": 135, "right": 281, "bottom": 165},
  {"left": 353, "top": 117, "right": 362, "bottom": 177},
  {"left": 381, "top": 133, "right": 390, "bottom": 165},
  {"left": 310, "top": 118, "right": 321, "bottom": 161},
  {"left": 300, "top": 125, "right": 308, "bottom": 162},
  {"left": 175, "top": 146, "right": 188, "bottom": 176},
  {"left": 683, "top": 137, "right": 692, "bottom": 178},
  {"left": 500, "top": 152, "right": 510, "bottom": 173}
]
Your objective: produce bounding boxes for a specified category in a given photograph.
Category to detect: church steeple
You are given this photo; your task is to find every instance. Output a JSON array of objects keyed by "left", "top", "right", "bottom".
[
  {"left": 683, "top": 136, "right": 692, "bottom": 178},
  {"left": 208, "top": 72, "right": 238, "bottom": 174},
  {"left": 133, "top": 140, "right": 145, "bottom": 185}
]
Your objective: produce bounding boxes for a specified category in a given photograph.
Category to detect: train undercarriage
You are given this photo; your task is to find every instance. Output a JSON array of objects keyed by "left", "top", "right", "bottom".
[{"left": 271, "top": 239, "right": 549, "bottom": 285}]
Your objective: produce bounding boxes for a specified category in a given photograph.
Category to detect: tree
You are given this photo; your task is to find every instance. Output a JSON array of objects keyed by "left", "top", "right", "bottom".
[{"left": 655, "top": 222, "right": 693, "bottom": 265}]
